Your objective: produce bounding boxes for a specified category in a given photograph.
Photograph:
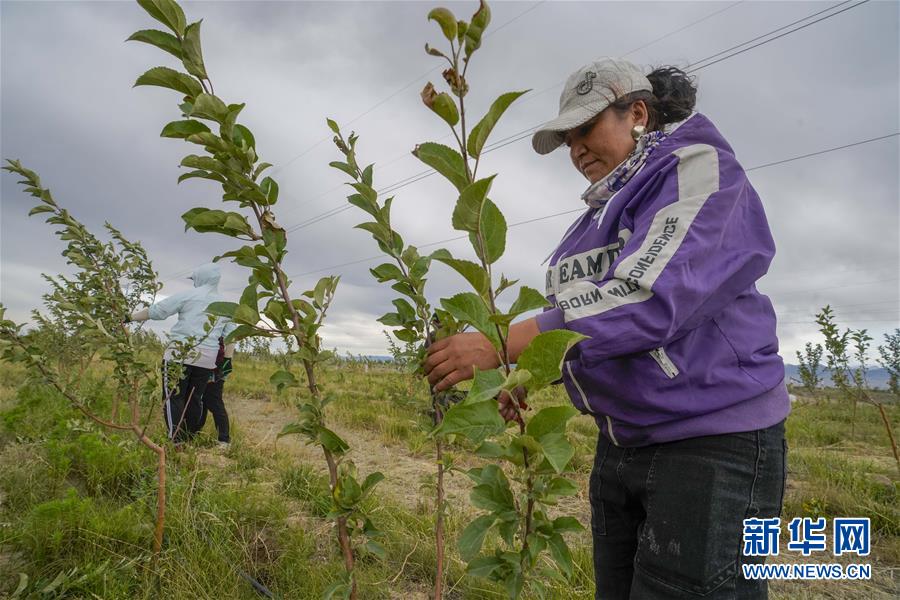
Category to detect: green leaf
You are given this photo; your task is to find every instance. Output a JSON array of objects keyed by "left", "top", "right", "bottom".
[
  {"left": 440, "top": 292, "right": 500, "bottom": 350},
  {"left": 330, "top": 161, "right": 356, "bottom": 179},
  {"left": 538, "top": 432, "right": 575, "bottom": 474},
  {"left": 508, "top": 286, "right": 549, "bottom": 317},
  {"left": 469, "top": 465, "right": 515, "bottom": 513},
  {"left": 28, "top": 205, "right": 55, "bottom": 217},
  {"left": 552, "top": 516, "right": 585, "bottom": 534},
  {"left": 467, "top": 555, "right": 503, "bottom": 578},
  {"left": 160, "top": 119, "right": 210, "bottom": 139},
  {"left": 393, "top": 328, "right": 418, "bottom": 343},
  {"left": 270, "top": 369, "right": 299, "bottom": 391},
  {"left": 517, "top": 330, "right": 588, "bottom": 390},
  {"left": 239, "top": 283, "right": 258, "bottom": 314},
  {"left": 190, "top": 93, "right": 228, "bottom": 123},
  {"left": 221, "top": 103, "right": 245, "bottom": 140},
  {"left": 467, "top": 90, "right": 529, "bottom": 158},
  {"left": 326, "top": 118, "right": 340, "bottom": 134},
  {"left": 458, "top": 514, "right": 496, "bottom": 562},
  {"left": 476, "top": 198, "right": 506, "bottom": 264},
  {"left": 180, "top": 154, "right": 225, "bottom": 173},
  {"left": 392, "top": 298, "right": 415, "bottom": 322},
  {"left": 260, "top": 177, "right": 279, "bottom": 205},
  {"left": 361, "top": 164, "right": 374, "bottom": 186},
  {"left": 502, "top": 368, "right": 531, "bottom": 392},
  {"left": 427, "top": 7, "right": 458, "bottom": 41},
  {"left": 464, "top": 0, "right": 491, "bottom": 56},
  {"left": 411, "top": 142, "right": 469, "bottom": 192},
  {"left": 421, "top": 82, "right": 459, "bottom": 127},
  {"left": 467, "top": 367, "right": 505, "bottom": 403},
  {"left": 178, "top": 170, "right": 226, "bottom": 185},
  {"left": 361, "top": 472, "right": 385, "bottom": 494},
  {"left": 277, "top": 421, "right": 309, "bottom": 439},
  {"left": 544, "top": 477, "right": 579, "bottom": 501},
  {"left": 318, "top": 427, "right": 350, "bottom": 454},
  {"left": 233, "top": 304, "right": 259, "bottom": 325},
  {"left": 136, "top": 0, "right": 186, "bottom": 36},
  {"left": 224, "top": 324, "right": 258, "bottom": 344},
  {"left": 434, "top": 398, "right": 505, "bottom": 443},
  {"left": 526, "top": 405, "right": 579, "bottom": 440},
  {"left": 548, "top": 532, "right": 574, "bottom": 579},
  {"left": 205, "top": 301, "right": 238, "bottom": 318},
  {"left": 233, "top": 124, "right": 256, "bottom": 149},
  {"left": 134, "top": 66, "right": 202, "bottom": 98},
  {"left": 452, "top": 176, "right": 495, "bottom": 233},
  {"left": 253, "top": 162, "right": 272, "bottom": 181},
  {"left": 369, "top": 262, "right": 404, "bottom": 283},
  {"left": 182, "top": 207, "right": 252, "bottom": 237},
  {"left": 181, "top": 20, "right": 207, "bottom": 79},
  {"left": 347, "top": 192, "right": 379, "bottom": 219},
  {"left": 434, "top": 257, "right": 489, "bottom": 296},
  {"left": 127, "top": 29, "right": 183, "bottom": 59},
  {"left": 363, "top": 540, "right": 387, "bottom": 559},
  {"left": 471, "top": 482, "right": 513, "bottom": 513},
  {"left": 185, "top": 132, "right": 227, "bottom": 152}
]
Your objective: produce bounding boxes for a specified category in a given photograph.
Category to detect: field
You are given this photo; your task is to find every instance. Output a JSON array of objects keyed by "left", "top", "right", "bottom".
[{"left": 0, "top": 356, "right": 897, "bottom": 599}]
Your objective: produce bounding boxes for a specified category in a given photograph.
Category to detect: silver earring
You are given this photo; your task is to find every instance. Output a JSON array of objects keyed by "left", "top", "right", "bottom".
[{"left": 630, "top": 125, "right": 646, "bottom": 141}]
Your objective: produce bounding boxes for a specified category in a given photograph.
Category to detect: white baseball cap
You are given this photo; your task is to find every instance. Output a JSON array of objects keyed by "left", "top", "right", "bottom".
[{"left": 532, "top": 57, "right": 652, "bottom": 155}]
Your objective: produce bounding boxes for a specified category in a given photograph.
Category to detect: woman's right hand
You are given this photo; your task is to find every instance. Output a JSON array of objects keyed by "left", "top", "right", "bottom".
[{"left": 498, "top": 386, "right": 528, "bottom": 426}]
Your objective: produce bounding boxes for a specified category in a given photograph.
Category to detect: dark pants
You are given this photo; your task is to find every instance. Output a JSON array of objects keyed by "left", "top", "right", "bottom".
[
  {"left": 198, "top": 377, "right": 230, "bottom": 443},
  {"left": 591, "top": 420, "right": 787, "bottom": 599},
  {"left": 162, "top": 361, "right": 213, "bottom": 444}
]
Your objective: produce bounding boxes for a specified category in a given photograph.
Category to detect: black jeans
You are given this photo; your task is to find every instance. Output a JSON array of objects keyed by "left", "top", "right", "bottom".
[
  {"left": 590, "top": 421, "right": 787, "bottom": 599},
  {"left": 198, "top": 377, "right": 230, "bottom": 443},
  {"left": 162, "top": 361, "right": 213, "bottom": 444}
]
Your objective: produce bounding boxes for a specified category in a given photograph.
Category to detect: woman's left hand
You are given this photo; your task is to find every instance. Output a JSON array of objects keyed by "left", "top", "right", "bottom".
[{"left": 425, "top": 332, "right": 499, "bottom": 391}]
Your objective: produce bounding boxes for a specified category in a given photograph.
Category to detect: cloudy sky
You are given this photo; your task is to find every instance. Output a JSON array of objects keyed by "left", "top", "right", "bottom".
[{"left": 2, "top": 0, "right": 897, "bottom": 363}]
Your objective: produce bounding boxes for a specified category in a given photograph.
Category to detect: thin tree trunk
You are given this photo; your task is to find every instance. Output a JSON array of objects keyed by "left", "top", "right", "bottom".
[
  {"left": 135, "top": 428, "right": 166, "bottom": 560},
  {"left": 874, "top": 403, "right": 900, "bottom": 475},
  {"left": 323, "top": 447, "right": 356, "bottom": 600},
  {"left": 434, "top": 438, "right": 445, "bottom": 600}
]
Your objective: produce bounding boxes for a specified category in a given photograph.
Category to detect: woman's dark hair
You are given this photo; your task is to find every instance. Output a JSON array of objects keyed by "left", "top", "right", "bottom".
[{"left": 610, "top": 66, "right": 697, "bottom": 131}]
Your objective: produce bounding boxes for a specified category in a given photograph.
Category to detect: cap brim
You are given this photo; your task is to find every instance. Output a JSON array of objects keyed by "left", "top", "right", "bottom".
[{"left": 531, "top": 103, "right": 603, "bottom": 155}]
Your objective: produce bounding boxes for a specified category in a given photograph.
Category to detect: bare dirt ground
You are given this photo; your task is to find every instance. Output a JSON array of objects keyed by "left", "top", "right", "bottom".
[
  {"left": 227, "top": 394, "right": 475, "bottom": 511},
  {"left": 226, "top": 394, "right": 898, "bottom": 599}
]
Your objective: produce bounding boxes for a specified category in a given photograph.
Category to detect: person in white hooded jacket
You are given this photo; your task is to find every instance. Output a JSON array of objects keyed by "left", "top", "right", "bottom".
[{"left": 128, "top": 262, "right": 236, "bottom": 446}]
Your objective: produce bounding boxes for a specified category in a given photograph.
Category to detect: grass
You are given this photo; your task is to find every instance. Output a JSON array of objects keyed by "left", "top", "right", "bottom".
[{"left": 0, "top": 356, "right": 897, "bottom": 598}]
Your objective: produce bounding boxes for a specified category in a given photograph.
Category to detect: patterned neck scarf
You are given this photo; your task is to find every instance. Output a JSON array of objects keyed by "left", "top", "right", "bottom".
[{"left": 581, "top": 129, "right": 667, "bottom": 209}]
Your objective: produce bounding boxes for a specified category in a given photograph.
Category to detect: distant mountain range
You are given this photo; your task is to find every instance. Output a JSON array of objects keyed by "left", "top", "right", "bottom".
[
  {"left": 360, "top": 356, "right": 893, "bottom": 389},
  {"left": 783, "top": 364, "right": 892, "bottom": 390}
]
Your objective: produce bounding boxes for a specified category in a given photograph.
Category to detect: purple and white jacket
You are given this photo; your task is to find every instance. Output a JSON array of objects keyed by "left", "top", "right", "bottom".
[{"left": 535, "top": 113, "right": 790, "bottom": 447}]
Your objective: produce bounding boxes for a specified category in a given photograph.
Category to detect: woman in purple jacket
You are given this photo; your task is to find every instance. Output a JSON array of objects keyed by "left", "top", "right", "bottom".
[{"left": 425, "top": 58, "right": 790, "bottom": 599}]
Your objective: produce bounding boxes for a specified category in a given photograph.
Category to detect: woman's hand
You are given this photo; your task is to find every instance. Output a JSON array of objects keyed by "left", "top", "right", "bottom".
[
  {"left": 498, "top": 386, "right": 528, "bottom": 426},
  {"left": 425, "top": 332, "right": 499, "bottom": 391}
]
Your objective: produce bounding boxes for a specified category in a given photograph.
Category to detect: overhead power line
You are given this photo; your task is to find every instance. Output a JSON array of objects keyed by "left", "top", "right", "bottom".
[
  {"left": 162, "top": 0, "right": 877, "bottom": 284},
  {"left": 277, "top": 0, "right": 874, "bottom": 234},
  {"left": 158, "top": 2, "right": 548, "bottom": 284},
  {"left": 271, "top": 0, "right": 748, "bottom": 224},
  {"left": 272, "top": 133, "right": 899, "bottom": 283},
  {"left": 266, "top": 1, "right": 548, "bottom": 178}
]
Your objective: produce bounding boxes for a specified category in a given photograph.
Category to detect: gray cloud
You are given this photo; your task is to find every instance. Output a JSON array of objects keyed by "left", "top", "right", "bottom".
[{"left": 2, "top": 1, "right": 897, "bottom": 359}]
